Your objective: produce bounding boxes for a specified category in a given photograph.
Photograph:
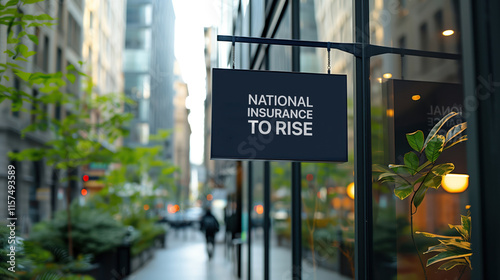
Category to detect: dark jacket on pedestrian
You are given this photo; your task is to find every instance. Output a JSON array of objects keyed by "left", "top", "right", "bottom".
[{"left": 200, "top": 209, "right": 220, "bottom": 236}]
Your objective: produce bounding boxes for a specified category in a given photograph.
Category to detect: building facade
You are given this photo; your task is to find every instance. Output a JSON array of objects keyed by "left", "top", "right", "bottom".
[
  {"left": 123, "top": 0, "right": 175, "bottom": 155},
  {"left": 173, "top": 62, "right": 191, "bottom": 205},
  {"left": 82, "top": 0, "right": 127, "bottom": 194},
  {"left": 211, "top": 0, "right": 499, "bottom": 279},
  {"left": 0, "top": 0, "right": 84, "bottom": 235}
]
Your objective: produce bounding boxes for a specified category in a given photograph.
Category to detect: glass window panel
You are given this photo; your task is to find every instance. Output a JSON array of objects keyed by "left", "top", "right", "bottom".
[
  {"left": 250, "top": 161, "right": 264, "bottom": 280},
  {"left": 270, "top": 161, "right": 292, "bottom": 278},
  {"left": 300, "top": 1, "right": 355, "bottom": 278},
  {"left": 369, "top": 1, "right": 468, "bottom": 277},
  {"left": 369, "top": 0, "right": 461, "bottom": 53},
  {"left": 124, "top": 49, "right": 151, "bottom": 72},
  {"left": 126, "top": 4, "right": 153, "bottom": 25},
  {"left": 125, "top": 28, "right": 152, "bottom": 49}
]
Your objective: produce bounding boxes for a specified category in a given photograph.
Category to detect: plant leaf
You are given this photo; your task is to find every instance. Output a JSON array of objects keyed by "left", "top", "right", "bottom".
[
  {"left": 404, "top": 152, "right": 419, "bottom": 174},
  {"left": 406, "top": 130, "right": 425, "bottom": 152},
  {"left": 425, "top": 135, "right": 445, "bottom": 163},
  {"left": 438, "top": 259, "right": 468, "bottom": 271},
  {"left": 389, "top": 164, "right": 412, "bottom": 176},
  {"left": 445, "top": 122, "right": 467, "bottom": 144},
  {"left": 424, "top": 175, "right": 442, "bottom": 189},
  {"left": 427, "top": 251, "right": 472, "bottom": 267},
  {"left": 431, "top": 163, "right": 455, "bottom": 176},
  {"left": 28, "top": 34, "right": 38, "bottom": 45},
  {"left": 449, "top": 224, "right": 469, "bottom": 240},
  {"left": 461, "top": 215, "right": 471, "bottom": 234},
  {"left": 413, "top": 185, "right": 428, "bottom": 208},
  {"left": 372, "top": 164, "right": 392, "bottom": 173},
  {"left": 444, "top": 135, "right": 467, "bottom": 150},
  {"left": 416, "top": 231, "right": 460, "bottom": 239},
  {"left": 423, "top": 111, "right": 458, "bottom": 149},
  {"left": 23, "top": 0, "right": 45, "bottom": 4},
  {"left": 416, "top": 161, "right": 432, "bottom": 173},
  {"left": 13, "top": 69, "right": 31, "bottom": 81},
  {"left": 66, "top": 73, "right": 76, "bottom": 83},
  {"left": 394, "top": 182, "right": 413, "bottom": 200}
]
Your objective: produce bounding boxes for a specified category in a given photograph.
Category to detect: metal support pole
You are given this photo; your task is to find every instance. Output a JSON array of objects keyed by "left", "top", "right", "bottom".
[
  {"left": 264, "top": 161, "right": 271, "bottom": 280},
  {"left": 247, "top": 161, "right": 253, "bottom": 280},
  {"left": 291, "top": 0, "right": 302, "bottom": 279},
  {"left": 236, "top": 161, "right": 243, "bottom": 278},
  {"left": 354, "top": 0, "right": 373, "bottom": 279}
]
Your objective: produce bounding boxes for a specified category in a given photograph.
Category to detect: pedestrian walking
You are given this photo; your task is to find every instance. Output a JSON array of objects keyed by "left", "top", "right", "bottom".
[{"left": 200, "top": 207, "right": 220, "bottom": 259}]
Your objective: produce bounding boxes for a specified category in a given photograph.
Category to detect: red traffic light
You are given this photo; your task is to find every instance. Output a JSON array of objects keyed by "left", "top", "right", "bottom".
[{"left": 83, "top": 175, "right": 89, "bottom": 182}]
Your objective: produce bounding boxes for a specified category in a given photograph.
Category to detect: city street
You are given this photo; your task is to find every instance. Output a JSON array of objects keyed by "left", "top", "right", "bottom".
[
  {"left": 129, "top": 227, "right": 234, "bottom": 280},
  {"left": 129, "top": 227, "right": 352, "bottom": 280}
]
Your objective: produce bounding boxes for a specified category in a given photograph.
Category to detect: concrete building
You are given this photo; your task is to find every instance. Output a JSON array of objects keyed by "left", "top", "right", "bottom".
[
  {"left": 81, "top": 0, "right": 126, "bottom": 194},
  {"left": 123, "top": 0, "right": 175, "bottom": 157},
  {"left": 0, "top": 0, "right": 84, "bottom": 235},
  {"left": 173, "top": 62, "right": 191, "bottom": 204}
]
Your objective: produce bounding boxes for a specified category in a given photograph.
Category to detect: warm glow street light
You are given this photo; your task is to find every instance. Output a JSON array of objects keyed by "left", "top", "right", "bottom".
[
  {"left": 442, "top": 30, "right": 454, "bottom": 36},
  {"left": 383, "top": 73, "right": 392, "bottom": 79}
]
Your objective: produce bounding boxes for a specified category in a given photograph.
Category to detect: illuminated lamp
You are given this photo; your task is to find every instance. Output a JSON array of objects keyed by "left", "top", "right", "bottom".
[
  {"left": 347, "top": 182, "right": 355, "bottom": 200},
  {"left": 442, "top": 30, "right": 454, "bottom": 36},
  {"left": 442, "top": 174, "right": 469, "bottom": 193}
]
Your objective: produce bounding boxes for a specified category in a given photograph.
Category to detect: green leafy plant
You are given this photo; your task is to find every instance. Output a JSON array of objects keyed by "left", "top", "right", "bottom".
[
  {"left": 17, "top": 240, "right": 95, "bottom": 280},
  {"left": 29, "top": 204, "right": 127, "bottom": 257},
  {"left": 374, "top": 111, "right": 468, "bottom": 279},
  {"left": 416, "top": 214, "right": 471, "bottom": 274}
]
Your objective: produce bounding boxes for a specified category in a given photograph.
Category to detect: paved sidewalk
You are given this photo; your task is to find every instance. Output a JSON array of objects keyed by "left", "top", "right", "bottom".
[{"left": 128, "top": 227, "right": 235, "bottom": 280}]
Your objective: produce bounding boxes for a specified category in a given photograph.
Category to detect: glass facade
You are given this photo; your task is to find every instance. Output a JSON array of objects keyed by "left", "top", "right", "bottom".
[{"left": 226, "top": 0, "right": 479, "bottom": 279}]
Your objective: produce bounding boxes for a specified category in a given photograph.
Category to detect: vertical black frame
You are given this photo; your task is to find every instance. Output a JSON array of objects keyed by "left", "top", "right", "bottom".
[
  {"left": 247, "top": 161, "right": 253, "bottom": 280},
  {"left": 353, "top": 0, "right": 373, "bottom": 279},
  {"left": 291, "top": 1, "right": 302, "bottom": 279}
]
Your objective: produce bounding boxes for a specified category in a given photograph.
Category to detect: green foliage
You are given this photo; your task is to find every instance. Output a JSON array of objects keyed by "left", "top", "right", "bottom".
[
  {"left": 29, "top": 204, "right": 127, "bottom": 257},
  {"left": 17, "top": 241, "right": 95, "bottom": 280},
  {"left": 123, "top": 216, "right": 166, "bottom": 257},
  {"left": 417, "top": 215, "right": 472, "bottom": 271},
  {"left": 0, "top": 225, "right": 17, "bottom": 279},
  {"left": 374, "top": 111, "right": 467, "bottom": 210},
  {"left": 1, "top": 0, "right": 56, "bottom": 90}
]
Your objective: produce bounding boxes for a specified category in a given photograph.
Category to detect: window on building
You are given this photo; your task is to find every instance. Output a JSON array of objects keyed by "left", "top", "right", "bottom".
[
  {"left": 126, "top": 4, "right": 153, "bottom": 25},
  {"left": 31, "top": 89, "right": 38, "bottom": 124},
  {"left": 55, "top": 102, "right": 62, "bottom": 121},
  {"left": 12, "top": 77, "right": 21, "bottom": 118},
  {"left": 67, "top": 14, "right": 82, "bottom": 55},
  {"left": 58, "top": 0, "right": 64, "bottom": 33},
  {"left": 56, "top": 47, "right": 62, "bottom": 72},
  {"left": 29, "top": 161, "right": 42, "bottom": 224},
  {"left": 43, "top": 36, "right": 50, "bottom": 72},
  {"left": 34, "top": 27, "right": 41, "bottom": 69},
  {"left": 420, "top": 23, "right": 429, "bottom": 71},
  {"left": 434, "top": 10, "right": 444, "bottom": 52}
]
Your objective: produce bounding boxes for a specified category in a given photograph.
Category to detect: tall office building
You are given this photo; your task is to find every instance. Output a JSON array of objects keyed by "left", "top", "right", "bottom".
[
  {"left": 123, "top": 0, "right": 176, "bottom": 158},
  {"left": 82, "top": 0, "right": 127, "bottom": 194}
]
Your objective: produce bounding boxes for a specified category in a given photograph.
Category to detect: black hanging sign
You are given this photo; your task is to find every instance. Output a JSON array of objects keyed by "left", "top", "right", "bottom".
[{"left": 211, "top": 68, "right": 347, "bottom": 162}]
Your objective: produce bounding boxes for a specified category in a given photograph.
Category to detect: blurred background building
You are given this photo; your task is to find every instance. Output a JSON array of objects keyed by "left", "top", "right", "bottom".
[
  {"left": 173, "top": 61, "right": 191, "bottom": 206},
  {"left": 82, "top": 0, "right": 127, "bottom": 195},
  {"left": 123, "top": 0, "right": 176, "bottom": 156},
  {"left": 0, "top": 0, "right": 85, "bottom": 235}
]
